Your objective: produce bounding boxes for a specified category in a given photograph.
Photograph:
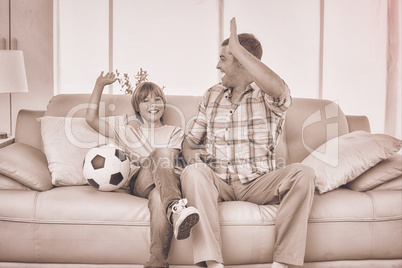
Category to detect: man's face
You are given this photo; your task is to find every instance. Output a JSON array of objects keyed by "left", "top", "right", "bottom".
[{"left": 216, "top": 46, "right": 244, "bottom": 88}]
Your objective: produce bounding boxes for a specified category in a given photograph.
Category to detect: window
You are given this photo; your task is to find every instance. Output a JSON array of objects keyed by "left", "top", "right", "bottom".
[
  {"left": 55, "top": 0, "right": 109, "bottom": 93},
  {"left": 54, "top": 0, "right": 400, "bottom": 137},
  {"left": 113, "top": 0, "right": 220, "bottom": 95},
  {"left": 55, "top": 0, "right": 220, "bottom": 96},
  {"left": 223, "top": 0, "right": 321, "bottom": 98}
]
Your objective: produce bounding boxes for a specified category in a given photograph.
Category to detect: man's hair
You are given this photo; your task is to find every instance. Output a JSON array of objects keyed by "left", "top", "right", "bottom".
[
  {"left": 131, "top": 82, "right": 166, "bottom": 121},
  {"left": 222, "top": 33, "right": 263, "bottom": 60}
]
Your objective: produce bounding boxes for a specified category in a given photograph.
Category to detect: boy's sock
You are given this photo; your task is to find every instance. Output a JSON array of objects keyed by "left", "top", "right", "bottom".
[
  {"left": 206, "top": 260, "right": 224, "bottom": 268},
  {"left": 272, "top": 262, "right": 288, "bottom": 268}
]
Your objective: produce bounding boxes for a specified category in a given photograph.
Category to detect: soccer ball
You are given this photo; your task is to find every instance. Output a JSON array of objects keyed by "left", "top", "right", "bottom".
[{"left": 83, "top": 146, "right": 130, "bottom": 191}]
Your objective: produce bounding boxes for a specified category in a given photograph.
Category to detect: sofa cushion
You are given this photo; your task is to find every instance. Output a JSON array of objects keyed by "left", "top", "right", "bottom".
[
  {"left": 0, "top": 143, "right": 52, "bottom": 191},
  {"left": 38, "top": 115, "right": 126, "bottom": 186},
  {"left": 305, "top": 188, "right": 402, "bottom": 261},
  {"left": 302, "top": 131, "right": 402, "bottom": 194},
  {"left": 345, "top": 153, "right": 402, "bottom": 191},
  {"left": 0, "top": 187, "right": 400, "bottom": 264}
]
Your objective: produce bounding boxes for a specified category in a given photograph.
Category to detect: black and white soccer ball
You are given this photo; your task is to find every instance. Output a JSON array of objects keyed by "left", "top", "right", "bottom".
[{"left": 83, "top": 145, "right": 130, "bottom": 191}]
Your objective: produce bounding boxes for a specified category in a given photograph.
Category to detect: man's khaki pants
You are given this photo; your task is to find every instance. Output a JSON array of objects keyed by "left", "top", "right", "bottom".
[{"left": 181, "top": 162, "right": 315, "bottom": 266}]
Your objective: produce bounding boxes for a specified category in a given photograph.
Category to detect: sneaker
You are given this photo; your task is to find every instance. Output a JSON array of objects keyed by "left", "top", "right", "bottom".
[{"left": 171, "top": 198, "right": 200, "bottom": 240}]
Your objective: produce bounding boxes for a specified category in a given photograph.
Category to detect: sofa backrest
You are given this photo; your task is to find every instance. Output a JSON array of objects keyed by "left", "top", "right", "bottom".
[
  {"left": 17, "top": 94, "right": 352, "bottom": 165},
  {"left": 44, "top": 94, "right": 136, "bottom": 118},
  {"left": 284, "top": 98, "right": 349, "bottom": 164},
  {"left": 44, "top": 94, "right": 203, "bottom": 129}
]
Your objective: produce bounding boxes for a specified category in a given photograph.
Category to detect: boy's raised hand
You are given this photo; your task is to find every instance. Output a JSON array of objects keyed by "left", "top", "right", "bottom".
[{"left": 96, "top": 71, "right": 118, "bottom": 87}]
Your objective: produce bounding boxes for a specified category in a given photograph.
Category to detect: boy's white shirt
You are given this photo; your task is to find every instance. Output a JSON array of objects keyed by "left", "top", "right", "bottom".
[
  {"left": 141, "top": 125, "right": 183, "bottom": 150},
  {"left": 109, "top": 123, "right": 185, "bottom": 178}
]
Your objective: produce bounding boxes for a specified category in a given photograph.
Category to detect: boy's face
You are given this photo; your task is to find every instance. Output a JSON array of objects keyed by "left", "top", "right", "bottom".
[{"left": 138, "top": 93, "right": 165, "bottom": 126}]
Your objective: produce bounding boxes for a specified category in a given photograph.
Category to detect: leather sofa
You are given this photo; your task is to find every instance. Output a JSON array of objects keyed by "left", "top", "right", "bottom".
[{"left": 0, "top": 94, "right": 401, "bottom": 268}]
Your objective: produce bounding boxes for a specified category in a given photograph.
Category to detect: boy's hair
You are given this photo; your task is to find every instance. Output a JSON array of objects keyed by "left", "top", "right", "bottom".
[
  {"left": 131, "top": 82, "right": 166, "bottom": 121},
  {"left": 222, "top": 33, "right": 263, "bottom": 60}
]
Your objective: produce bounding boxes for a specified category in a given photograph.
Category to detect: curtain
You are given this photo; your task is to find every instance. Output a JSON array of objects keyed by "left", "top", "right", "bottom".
[
  {"left": 322, "top": 0, "right": 388, "bottom": 134},
  {"left": 385, "top": 0, "right": 401, "bottom": 139}
]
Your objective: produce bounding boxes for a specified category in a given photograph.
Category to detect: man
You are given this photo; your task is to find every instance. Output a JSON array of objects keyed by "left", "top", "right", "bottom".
[{"left": 181, "top": 18, "right": 315, "bottom": 268}]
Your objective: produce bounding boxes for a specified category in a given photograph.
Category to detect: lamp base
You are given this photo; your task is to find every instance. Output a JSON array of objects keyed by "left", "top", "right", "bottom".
[{"left": 0, "top": 132, "right": 8, "bottom": 139}]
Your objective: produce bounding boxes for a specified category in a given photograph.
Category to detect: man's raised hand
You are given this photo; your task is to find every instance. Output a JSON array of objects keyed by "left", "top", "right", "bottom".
[{"left": 228, "top": 17, "right": 240, "bottom": 54}]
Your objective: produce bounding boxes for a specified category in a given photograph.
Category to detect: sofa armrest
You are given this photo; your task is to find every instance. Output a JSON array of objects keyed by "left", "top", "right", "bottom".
[
  {"left": 0, "top": 136, "right": 14, "bottom": 149},
  {"left": 346, "top": 115, "right": 371, "bottom": 133},
  {"left": 15, "top": 109, "right": 45, "bottom": 151}
]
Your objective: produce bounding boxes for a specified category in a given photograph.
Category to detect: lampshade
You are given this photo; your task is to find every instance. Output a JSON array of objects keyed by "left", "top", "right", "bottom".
[{"left": 0, "top": 50, "right": 29, "bottom": 93}]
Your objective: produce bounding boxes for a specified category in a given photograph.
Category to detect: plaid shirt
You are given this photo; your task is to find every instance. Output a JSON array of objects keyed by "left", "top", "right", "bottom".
[{"left": 187, "top": 82, "right": 291, "bottom": 184}]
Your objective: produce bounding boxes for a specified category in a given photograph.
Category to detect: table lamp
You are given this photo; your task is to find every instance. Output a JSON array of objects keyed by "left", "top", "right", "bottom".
[{"left": 0, "top": 50, "right": 29, "bottom": 139}]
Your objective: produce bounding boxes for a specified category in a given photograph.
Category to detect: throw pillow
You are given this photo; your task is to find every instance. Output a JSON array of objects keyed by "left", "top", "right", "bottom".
[
  {"left": 301, "top": 131, "right": 402, "bottom": 194},
  {"left": 371, "top": 175, "right": 402, "bottom": 191},
  {"left": 0, "top": 143, "right": 52, "bottom": 191},
  {"left": 38, "top": 115, "right": 127, "bottom": 186},
  {"left": 0, "top": 174, "right": 32, "bottom": 191},
  {"left": 345, "top": 153, "right": 402, "bottom": 191}
]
